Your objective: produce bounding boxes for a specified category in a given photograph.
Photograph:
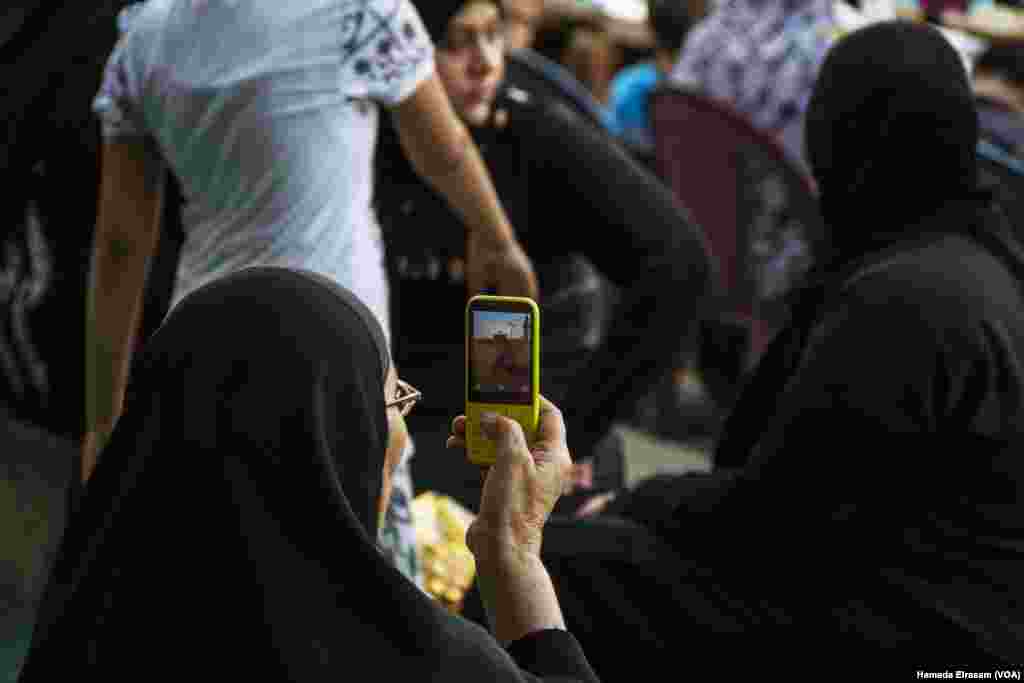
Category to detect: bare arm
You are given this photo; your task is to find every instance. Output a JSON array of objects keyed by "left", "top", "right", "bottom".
[
  {"left": 472, "top": 544, "right": 567, "bottom": 647},
  {"left": 83, "top": 138, "right": 165, "bottom": 481},
  {"left": 390, "top": 73, "right": 537, "bottom": 299},
  {"left": 391, "top": 73, "right": 511, "bottom": 243}
]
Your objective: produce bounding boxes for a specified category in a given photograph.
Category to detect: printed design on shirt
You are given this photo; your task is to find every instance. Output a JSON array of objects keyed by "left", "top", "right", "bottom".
[
  {"left": 94, "top": 57, "right": 145, "bottom": 138},
  {"left": 117, "top": 3, "right": 146, "bottom": 33},
  {"left": 672, "top": 0, "right": 834, "bottom": 135},
  {"left": 340, "top": 0, "right": 429, "bottom": 86},
  {"left": 0, "top": 197, "right": 52, "bottom": 409}
]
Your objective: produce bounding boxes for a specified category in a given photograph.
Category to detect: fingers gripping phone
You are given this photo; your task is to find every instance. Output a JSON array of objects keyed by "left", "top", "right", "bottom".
[{"left": 465, "top": 295, "right": 540, "bottom": 466}]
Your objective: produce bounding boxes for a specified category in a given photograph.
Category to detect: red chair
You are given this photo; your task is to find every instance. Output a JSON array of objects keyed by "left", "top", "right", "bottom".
[{"left": 650, "top": 84, "right": 824, "bottom": 369}]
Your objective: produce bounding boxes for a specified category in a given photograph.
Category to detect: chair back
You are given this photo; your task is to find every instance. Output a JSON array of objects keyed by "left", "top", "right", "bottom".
[{"left": 650, "top": 84, "right": 824, "bottom": 364}]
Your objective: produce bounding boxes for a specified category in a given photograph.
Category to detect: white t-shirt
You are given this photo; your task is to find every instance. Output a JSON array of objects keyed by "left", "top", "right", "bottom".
[{"left": 94, "top": 0, "right": 436, "bottom": 345}]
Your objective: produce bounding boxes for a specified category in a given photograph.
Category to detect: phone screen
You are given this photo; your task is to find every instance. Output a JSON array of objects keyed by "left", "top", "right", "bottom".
[{"left": 467, "top": 305, "right": 534, "bottom": 405}]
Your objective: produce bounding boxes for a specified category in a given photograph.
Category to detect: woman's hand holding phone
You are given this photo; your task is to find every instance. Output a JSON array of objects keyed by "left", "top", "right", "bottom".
[
  {"left": 448, "top": 395, "right": 573, "bottom": 644},
  {"left": 447, "top": 395, "right": 572, "bottom": 561}
]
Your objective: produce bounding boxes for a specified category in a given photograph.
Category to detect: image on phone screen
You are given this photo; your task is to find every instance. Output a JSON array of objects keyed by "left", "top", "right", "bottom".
[{"left": 469, "top": 309, "right": 533, "bottom": 404}]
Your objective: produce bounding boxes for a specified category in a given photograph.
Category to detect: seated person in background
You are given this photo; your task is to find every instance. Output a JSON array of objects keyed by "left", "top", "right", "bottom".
[
  {"left": 607, "top": 0, "right": 697, "bottom": 152},
  {"left": 973, "top": 43, "right": 1024, "bottom": 156},
  {"left": 561, "top": 24, "right": 621, "bottom": 111},
  {"left": 503, "top": 0, "right": 544, "bottom": 49},
  {"left": 494, "top": 0, "right": 614, "bottom": 130},
  {"left": 478, "top": 20, "right": 1024, "bottom": 677},
  {"left": 671, "top": 0, "right": 837, "bottom": 172},
  {"left": 377, "top": 0, "right": 712, "bottom": 514},
  {"left": 18, "top": 268, "right": 599, "bottom": 683}
]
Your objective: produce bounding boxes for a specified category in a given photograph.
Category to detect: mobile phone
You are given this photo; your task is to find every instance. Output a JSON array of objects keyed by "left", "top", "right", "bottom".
[{"left": 465, "top": 295, "right": 540, "bottom": 466}]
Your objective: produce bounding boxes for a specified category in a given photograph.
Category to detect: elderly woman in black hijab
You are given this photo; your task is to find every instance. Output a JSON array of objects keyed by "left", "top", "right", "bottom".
[
  {"left": 502, "top": 20, "right": 1024, "bottom": 676},
  {"left": 18, "top": 267, "right": 598, "bottom": 681}
]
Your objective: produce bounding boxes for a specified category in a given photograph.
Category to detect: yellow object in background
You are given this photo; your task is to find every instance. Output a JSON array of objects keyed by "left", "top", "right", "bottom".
[{"left": 411, "top": 492, "right": 477, "bottom": 613}]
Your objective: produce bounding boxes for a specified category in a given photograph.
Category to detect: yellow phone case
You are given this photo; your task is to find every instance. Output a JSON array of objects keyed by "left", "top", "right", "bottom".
[{"left": 465, "top": 295, "right": 540, "bottom": 466}]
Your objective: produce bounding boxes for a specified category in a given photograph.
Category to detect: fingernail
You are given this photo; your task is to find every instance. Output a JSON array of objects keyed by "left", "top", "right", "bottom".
[{"left": 480, "top": 411, "right": 499, "bottom": 435}]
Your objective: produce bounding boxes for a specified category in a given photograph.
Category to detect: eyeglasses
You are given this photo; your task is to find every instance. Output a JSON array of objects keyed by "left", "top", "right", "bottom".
[{"left": 385, "top": 379, "right": 422, "bottom": 417}]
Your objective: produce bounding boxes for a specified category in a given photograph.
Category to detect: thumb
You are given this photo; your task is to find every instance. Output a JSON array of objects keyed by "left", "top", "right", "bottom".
[
  {"left": 533, "top": 396, "right": 566, "bottom": 449},
  {"left": 481, "top": 412, "right": 527, "bottom": 454}
]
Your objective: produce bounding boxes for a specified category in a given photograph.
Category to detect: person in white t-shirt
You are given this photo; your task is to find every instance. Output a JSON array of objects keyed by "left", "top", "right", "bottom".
[
  {"left": 83, "top": 0, "right": 536, "bottom": 483},
  {"left": 84, "top": 1, "right": 538, "bottom": 588}
]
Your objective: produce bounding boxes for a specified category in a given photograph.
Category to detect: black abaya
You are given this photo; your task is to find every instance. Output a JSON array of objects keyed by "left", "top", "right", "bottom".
[{"left": 19, "top": 267, "right": 598, "bottom": 682}]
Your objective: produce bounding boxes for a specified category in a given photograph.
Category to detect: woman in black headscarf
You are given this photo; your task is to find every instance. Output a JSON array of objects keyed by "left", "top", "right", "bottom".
[
  {"left": 18, "top": 267, "right": 597, "bottom": 681},
  {"left": 379, "top": 0, "right": 711, "bottom": 514},
  {"left": 520, "top": 20, "right": 1024, "bottom": 675}
]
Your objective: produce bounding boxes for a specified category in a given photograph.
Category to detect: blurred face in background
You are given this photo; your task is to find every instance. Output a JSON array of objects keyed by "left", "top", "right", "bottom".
[
  {"left": 437, "top": 2, "right": 506, "bottom": 127},
  {"left": 562, "top": 27, "right": 620, "bottom": 106},
  {"left": 974, "top": 68, "right": 1024, "bottom": 116},
  {"left": 654, "top": 46, "right": 678, "bottom": 77},
  {"left": 503, "top": 0, "right": 543, "bottom": 49}
]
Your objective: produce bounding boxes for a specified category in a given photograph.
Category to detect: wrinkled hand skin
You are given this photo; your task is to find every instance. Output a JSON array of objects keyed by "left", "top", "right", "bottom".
[{"left": 448, "top": 396, "right": 572, "bottom": 560}]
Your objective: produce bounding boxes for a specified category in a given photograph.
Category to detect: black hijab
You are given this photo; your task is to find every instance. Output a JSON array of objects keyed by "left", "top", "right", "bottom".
[
  {"left": 18, "top": 268, "right": 531, "bottom": 681},
  {"left": 415, "top": 0, "right": 502, "bottom": 44},
  {"left": 796, "top": 19, "right": 1024, "bottom": 288},
  {"left": 804, "top": 20, "right": 986, "bottom": 264}
]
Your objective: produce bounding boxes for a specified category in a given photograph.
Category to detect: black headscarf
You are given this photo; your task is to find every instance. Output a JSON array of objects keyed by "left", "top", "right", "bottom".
[
  {"left": 18, "top": 268, "right": 533, "bottom": 680},
  {"left": 414, "top": 0, "right": 502, "bottom": 44},
  {"left": 804, "top": 20, "right": 993, "bottom": 266},
  {"left": 415, "top": 0, "right": 472, "bottom": 43}
]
